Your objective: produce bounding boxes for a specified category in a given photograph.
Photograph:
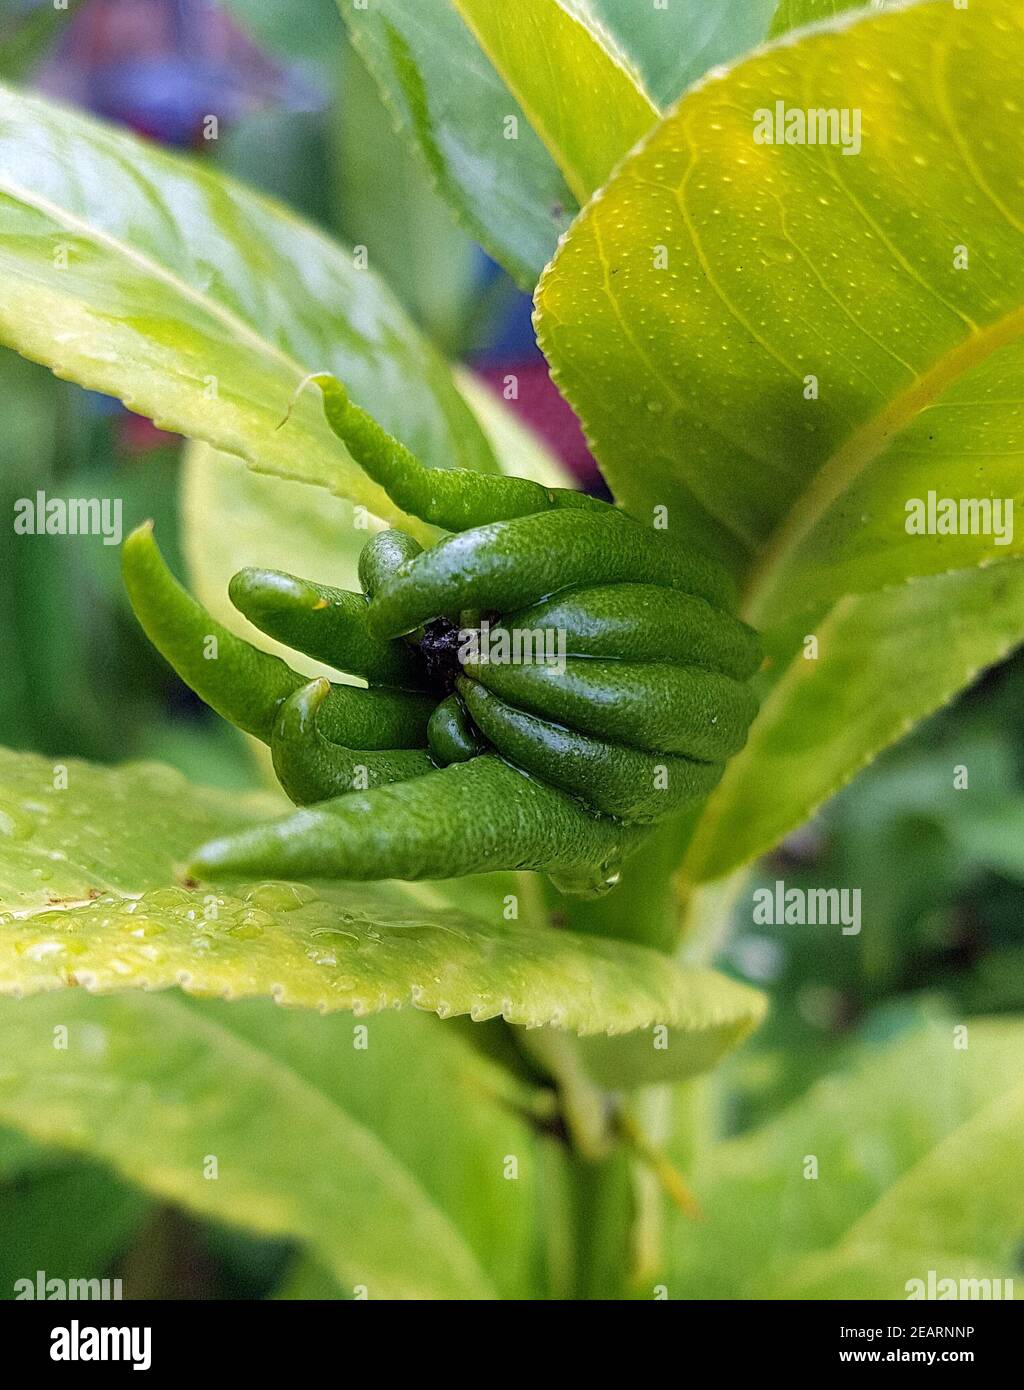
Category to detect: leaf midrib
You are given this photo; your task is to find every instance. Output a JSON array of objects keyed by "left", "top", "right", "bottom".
[
  {"left": 769, "top": 1079, "right": 1024, "bottom": 1295},
  {"left": 17, "top": 989, "right": 496, "bottom": 1299},
  {"left": 453, "top": 0, "right": 658, "bottom": 207},
  {"left": 741, "top": 300, "right": 1024, "bottom": 626},
  {"left": 0, "top": 174, "right": 307, "bottom": 384}
]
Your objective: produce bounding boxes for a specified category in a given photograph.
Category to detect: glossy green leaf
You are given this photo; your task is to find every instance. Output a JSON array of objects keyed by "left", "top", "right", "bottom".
[
  {"left": 536, "top": 0, "right": 1024, "bottom": 627},
  {"left": 452, "top": 0, "right": 657, "bottom": 205},
  {"left": 0, "top": 83, "right": 495, "bottom": 539},
  {"left": 665, "top": 1019, "right": 1024, "bottom": 1299},
  {"left": 332, "top": 39, "right": 479, "bottom": 351},
  {"left": 0, "top": 748, "right": 765, "bottom": 1052},
  {"left": 339, "top": 0, "right": 578, "bottom": 288},
  {"left": 0, "top": 993, "right": 541, "bottom": 1299},
  {"left": 683, "top": 560, "right": 1024, "bottom": 882},
  {"left": 339, "top": 0, "right": 778, "bottom": 285},
  {"left": 593, "top": 0, "right": 777, "bottom": 105}
]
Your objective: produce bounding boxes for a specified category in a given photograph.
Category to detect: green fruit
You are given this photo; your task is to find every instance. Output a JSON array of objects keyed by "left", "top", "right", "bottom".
[{"left": 125, "top": 377, "right": 761, "bottom": 896}]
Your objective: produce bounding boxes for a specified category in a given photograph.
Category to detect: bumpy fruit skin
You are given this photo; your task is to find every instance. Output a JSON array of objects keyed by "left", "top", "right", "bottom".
[
  {"left": 124, "top": 374, "right": 761, "bottom": 895},
  {"left": 121, "top": 524, "right": 433, "bottom": 748}
]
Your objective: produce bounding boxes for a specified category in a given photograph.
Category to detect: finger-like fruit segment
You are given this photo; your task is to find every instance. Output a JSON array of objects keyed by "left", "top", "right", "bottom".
[
  {"left": 358, "top": 529, "right": 424, "bottom": 599},
  {"left": 427, "top": 692, "right": 484, "bottom": 765},
  {"left": 122, "top": 523, "right": 432, "bottom": 748},
  {"left": 271, "top": 679, "right": 433, "bottom": 804},
  {"left": 459, "top": 678, "right": 723, "bottom": 822},
  {"left": 229, "top": 568, "right": 424, "bottom": 689},
  {"left": 463, "top": 656, "right": 758, "bottom": 761},
  {"left": 313, "top": 371, "right": 606, "bottom": 532},
  {"left": 503, "top": 584, "right": 762, "bottom": 678},
  {"left": 191, "top": 754, "right": 648, "bottom": 896},
  {"left": 367, "top": 510, "right": 735, "bottom": 638}
]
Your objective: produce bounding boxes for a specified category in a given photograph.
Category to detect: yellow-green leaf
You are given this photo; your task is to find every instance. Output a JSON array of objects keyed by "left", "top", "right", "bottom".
[
  {"left": 0, "top": 993, "right": 540, "bottom": 1299},
  {"left": 536, "top": 0, "right": 1024, "bottom": 627},
  {"left": 666, "top": 1019, "right": 1024, "bottom": 1299},
  {"left": 683, "top": 559, "right": 1024, "bottom": 883},
  {"left": 0, "top": 748, "right": 765, "bottom": 1053},
  {"left": 453, "top": 0, "right": 658, "bottom": 204},
  {"left": 0, "top": 83, "right": 495, "bottom": 539}
]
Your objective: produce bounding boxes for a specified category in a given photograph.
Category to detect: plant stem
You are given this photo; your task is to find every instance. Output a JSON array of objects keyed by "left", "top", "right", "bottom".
[{"left": 618, "top": 1105, "right": 702, "bottom": 1220}]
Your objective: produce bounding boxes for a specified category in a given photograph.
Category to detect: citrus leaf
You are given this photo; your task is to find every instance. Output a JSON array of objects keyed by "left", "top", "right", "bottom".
[
  {"left": 0, "top": 993, "right": 540, "bottom": 1299},
  {"left": 452, "top": 0, "right": 658, "bottom": 205},
  {"left": 536, "top": 0, "right": 1024, "bottom": 885},
  {"left": 576, "top": 1014, "right": 760, "bottom": 1090},
  {"left": 0, "top": 748, "right": 765, "bottom": 1056},
  {"left": 777, "top": 1083, "right": 1024, "bottom": 1298},
  {"left": 666, "top": 1019, "right": 1024, "bottom": 1299},
  {"left": 332, "top": 38, "right": 478, "bottom": 352},
  {"left": 338, "top": 0, "right": 578, "bottom": 288},
  {"left": 0, "top": 83, "right": 495, "bottom": 538},
  {"left": 592, "top": 0, "right": 777, "bottom": 105},
  {"left": 536, "top": 0, "right": 1024, "bottom": 627},
  {"left": 769, "top": 0, "right": 894, "bottom": 40},
  {"left": 683, "top": 559, "right": 1024, "bottom": 882}
]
